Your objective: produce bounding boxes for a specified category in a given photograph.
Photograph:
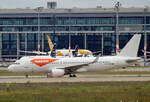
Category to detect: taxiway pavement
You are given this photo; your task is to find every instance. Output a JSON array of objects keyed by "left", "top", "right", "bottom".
[{"left": 0, "top": 74, "right": 150, "bottom": 83}]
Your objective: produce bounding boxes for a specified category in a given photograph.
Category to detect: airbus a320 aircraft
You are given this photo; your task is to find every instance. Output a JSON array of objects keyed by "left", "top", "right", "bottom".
[{"left": 8, "top": 34, "right": 142, "bottom": 78}]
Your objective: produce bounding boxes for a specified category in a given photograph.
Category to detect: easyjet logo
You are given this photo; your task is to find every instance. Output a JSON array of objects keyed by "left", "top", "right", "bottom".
[{"left": 30, "top": 58, "right": 59, "bottom": 67}]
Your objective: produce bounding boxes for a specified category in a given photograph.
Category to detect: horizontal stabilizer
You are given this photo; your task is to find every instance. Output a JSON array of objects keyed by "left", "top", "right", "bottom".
[{"left": 126, "top": 59, "right": 141, "bottom": 63}]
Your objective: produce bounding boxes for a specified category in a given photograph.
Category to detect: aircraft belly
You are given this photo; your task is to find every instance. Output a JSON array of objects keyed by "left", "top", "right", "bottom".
[
  {"left": 14, "top": 65, "right": 33, "bottom": 73},
  {"left": 86, "top": 64, "right": 115, "bottom": 72}
]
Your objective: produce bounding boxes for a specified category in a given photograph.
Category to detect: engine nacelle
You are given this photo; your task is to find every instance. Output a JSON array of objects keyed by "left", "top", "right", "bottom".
[{"left": 50, "top": 69, "right": 65, "bottom": 77}]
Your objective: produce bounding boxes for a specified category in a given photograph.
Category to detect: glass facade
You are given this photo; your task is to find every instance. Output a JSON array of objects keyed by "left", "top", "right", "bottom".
[
  {"left": 103, "top": 34, "right": 114, "bottom": 55},
  {"left": 147, "top": 33, "right": 150, "bottom": 57},
  {"left": 2, "top": 33, "right": 17, "bottom": 57},
  {"left": 119, "top": 17, "right": 144, "bottom": 24},
  {"left": 0, "top": 9, "right": 149, "bottom": 59},
  {"left": 86, "top": 34, "right": 102, "bottom": 52}
]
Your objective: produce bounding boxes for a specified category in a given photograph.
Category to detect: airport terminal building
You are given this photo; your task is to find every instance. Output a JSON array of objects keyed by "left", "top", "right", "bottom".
[{"left": 0, "top": 7, "right": 150, "bottom": 60}]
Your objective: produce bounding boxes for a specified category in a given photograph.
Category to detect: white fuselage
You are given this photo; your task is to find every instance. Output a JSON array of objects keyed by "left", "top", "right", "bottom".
[{"left": 8, "top": 55, "right": 140, "bottom": 74}]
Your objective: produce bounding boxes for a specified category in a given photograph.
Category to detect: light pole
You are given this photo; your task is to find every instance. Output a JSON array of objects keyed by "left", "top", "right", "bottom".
[
  {"left": 35, "top": 7, "right": 43, "bottom": 55},
  {"left": 68, "top": 9, "right": 72, "bottom": 57},
  {"left": 53, "top": 13, "right": 56, "bottom": 39},
  {"left": 114, "top": 1, "right": 121, "bottom": 55},
  {"left": 144, "top": 7, "right": 148, "bottom": 66},
  {"left": 84, "top": 33, "right": 87, "bottom": 49},
  {"left": 100, "top": 27, "right": 104, "bottom": 56}
]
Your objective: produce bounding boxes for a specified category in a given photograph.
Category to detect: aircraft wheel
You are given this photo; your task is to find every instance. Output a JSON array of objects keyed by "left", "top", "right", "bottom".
[
  {"left": 69, "top": 74, "right": 77, "bottom": 77},
  {"left": 25, "top": 74, "right": 29, "bottom": 78},
  {"left": 69, "top": 74, "right": 72, "bottom": 77},
  {"left": 72, "top": 74, "right": 77, "bottom": 77},
  {"left": 47, "top": 73, "right": 50, "bottom": 78}
]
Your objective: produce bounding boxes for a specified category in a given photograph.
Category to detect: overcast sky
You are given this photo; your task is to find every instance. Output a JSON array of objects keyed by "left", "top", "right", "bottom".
[{"left": 0, "top": 0, "right": 149, "bottom": 9}]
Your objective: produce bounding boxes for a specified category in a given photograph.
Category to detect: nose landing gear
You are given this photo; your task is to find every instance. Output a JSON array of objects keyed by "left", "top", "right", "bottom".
[
  {"left": 46, "top": 73, "right": 51, "bottom": 78},
  {"left": 25, "top": 74, "right": 29, "bottom": 78}
]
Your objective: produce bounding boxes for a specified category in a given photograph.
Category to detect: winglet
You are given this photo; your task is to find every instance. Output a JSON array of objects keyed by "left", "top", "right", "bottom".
[{"left": 91, "top": 54, "right": 101, "bottom": 63}]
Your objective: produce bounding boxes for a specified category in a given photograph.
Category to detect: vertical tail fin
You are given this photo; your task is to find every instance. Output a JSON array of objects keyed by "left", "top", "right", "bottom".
[
  {"left": 50, "top": 43, "right": 56, "bottom": 57},
  {"left": 46, "top": 35, "right": 54, "bottom": 52},
  {"left": 72, "top": 45, "right": 79, "bottom": 57},
  {"left": 117, "top": 34, "right": 141, "bottom": 57}
]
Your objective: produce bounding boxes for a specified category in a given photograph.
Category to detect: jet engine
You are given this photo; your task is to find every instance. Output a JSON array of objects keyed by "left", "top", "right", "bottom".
[{"left": 49, "top": 69, "right": 65, "bottom": 77}]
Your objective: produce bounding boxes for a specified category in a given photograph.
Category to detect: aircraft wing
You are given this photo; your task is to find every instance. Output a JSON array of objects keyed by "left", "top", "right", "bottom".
[
  {"left": 57, "top": 54, "right": 100, "bottom": 72},
  {"left": 92, "top": 51, "right": 101, "bottom": 54},
  {"left": 19, "top": 50, "right": 47, "bottom": 55}
]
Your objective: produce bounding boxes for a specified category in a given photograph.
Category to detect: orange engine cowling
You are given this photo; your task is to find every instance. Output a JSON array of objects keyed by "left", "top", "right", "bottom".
[{"left": 50, "top": 69, "right": 65, "bottom": 77}]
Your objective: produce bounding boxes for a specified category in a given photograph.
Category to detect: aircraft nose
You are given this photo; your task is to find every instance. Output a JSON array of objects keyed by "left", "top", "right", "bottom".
[{"left": 8, "top": 65, "right": 14, "bottom": 72}]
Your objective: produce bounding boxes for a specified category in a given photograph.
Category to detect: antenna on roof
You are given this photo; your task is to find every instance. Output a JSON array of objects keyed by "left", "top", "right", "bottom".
[{"left": 47, "top": 1, "right": 57, "bottom": 9}]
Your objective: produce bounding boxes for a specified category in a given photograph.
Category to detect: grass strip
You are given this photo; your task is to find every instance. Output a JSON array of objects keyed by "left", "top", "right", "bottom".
[{"left": 0, "top": 82, "right": 150, "bottom": 102}]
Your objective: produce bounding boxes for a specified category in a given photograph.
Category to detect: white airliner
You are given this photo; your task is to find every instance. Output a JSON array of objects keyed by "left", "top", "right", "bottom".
[{"left": 8, "top": 34, "right": 142, "bottom": 78}]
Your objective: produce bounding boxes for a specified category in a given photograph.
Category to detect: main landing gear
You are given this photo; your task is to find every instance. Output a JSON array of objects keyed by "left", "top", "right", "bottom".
[
  {"left": 66, "top": 69, "right": 77, "bottom": 77},
  {"left": 69, "top": 74, "right": 77, "bottom": 77}
]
